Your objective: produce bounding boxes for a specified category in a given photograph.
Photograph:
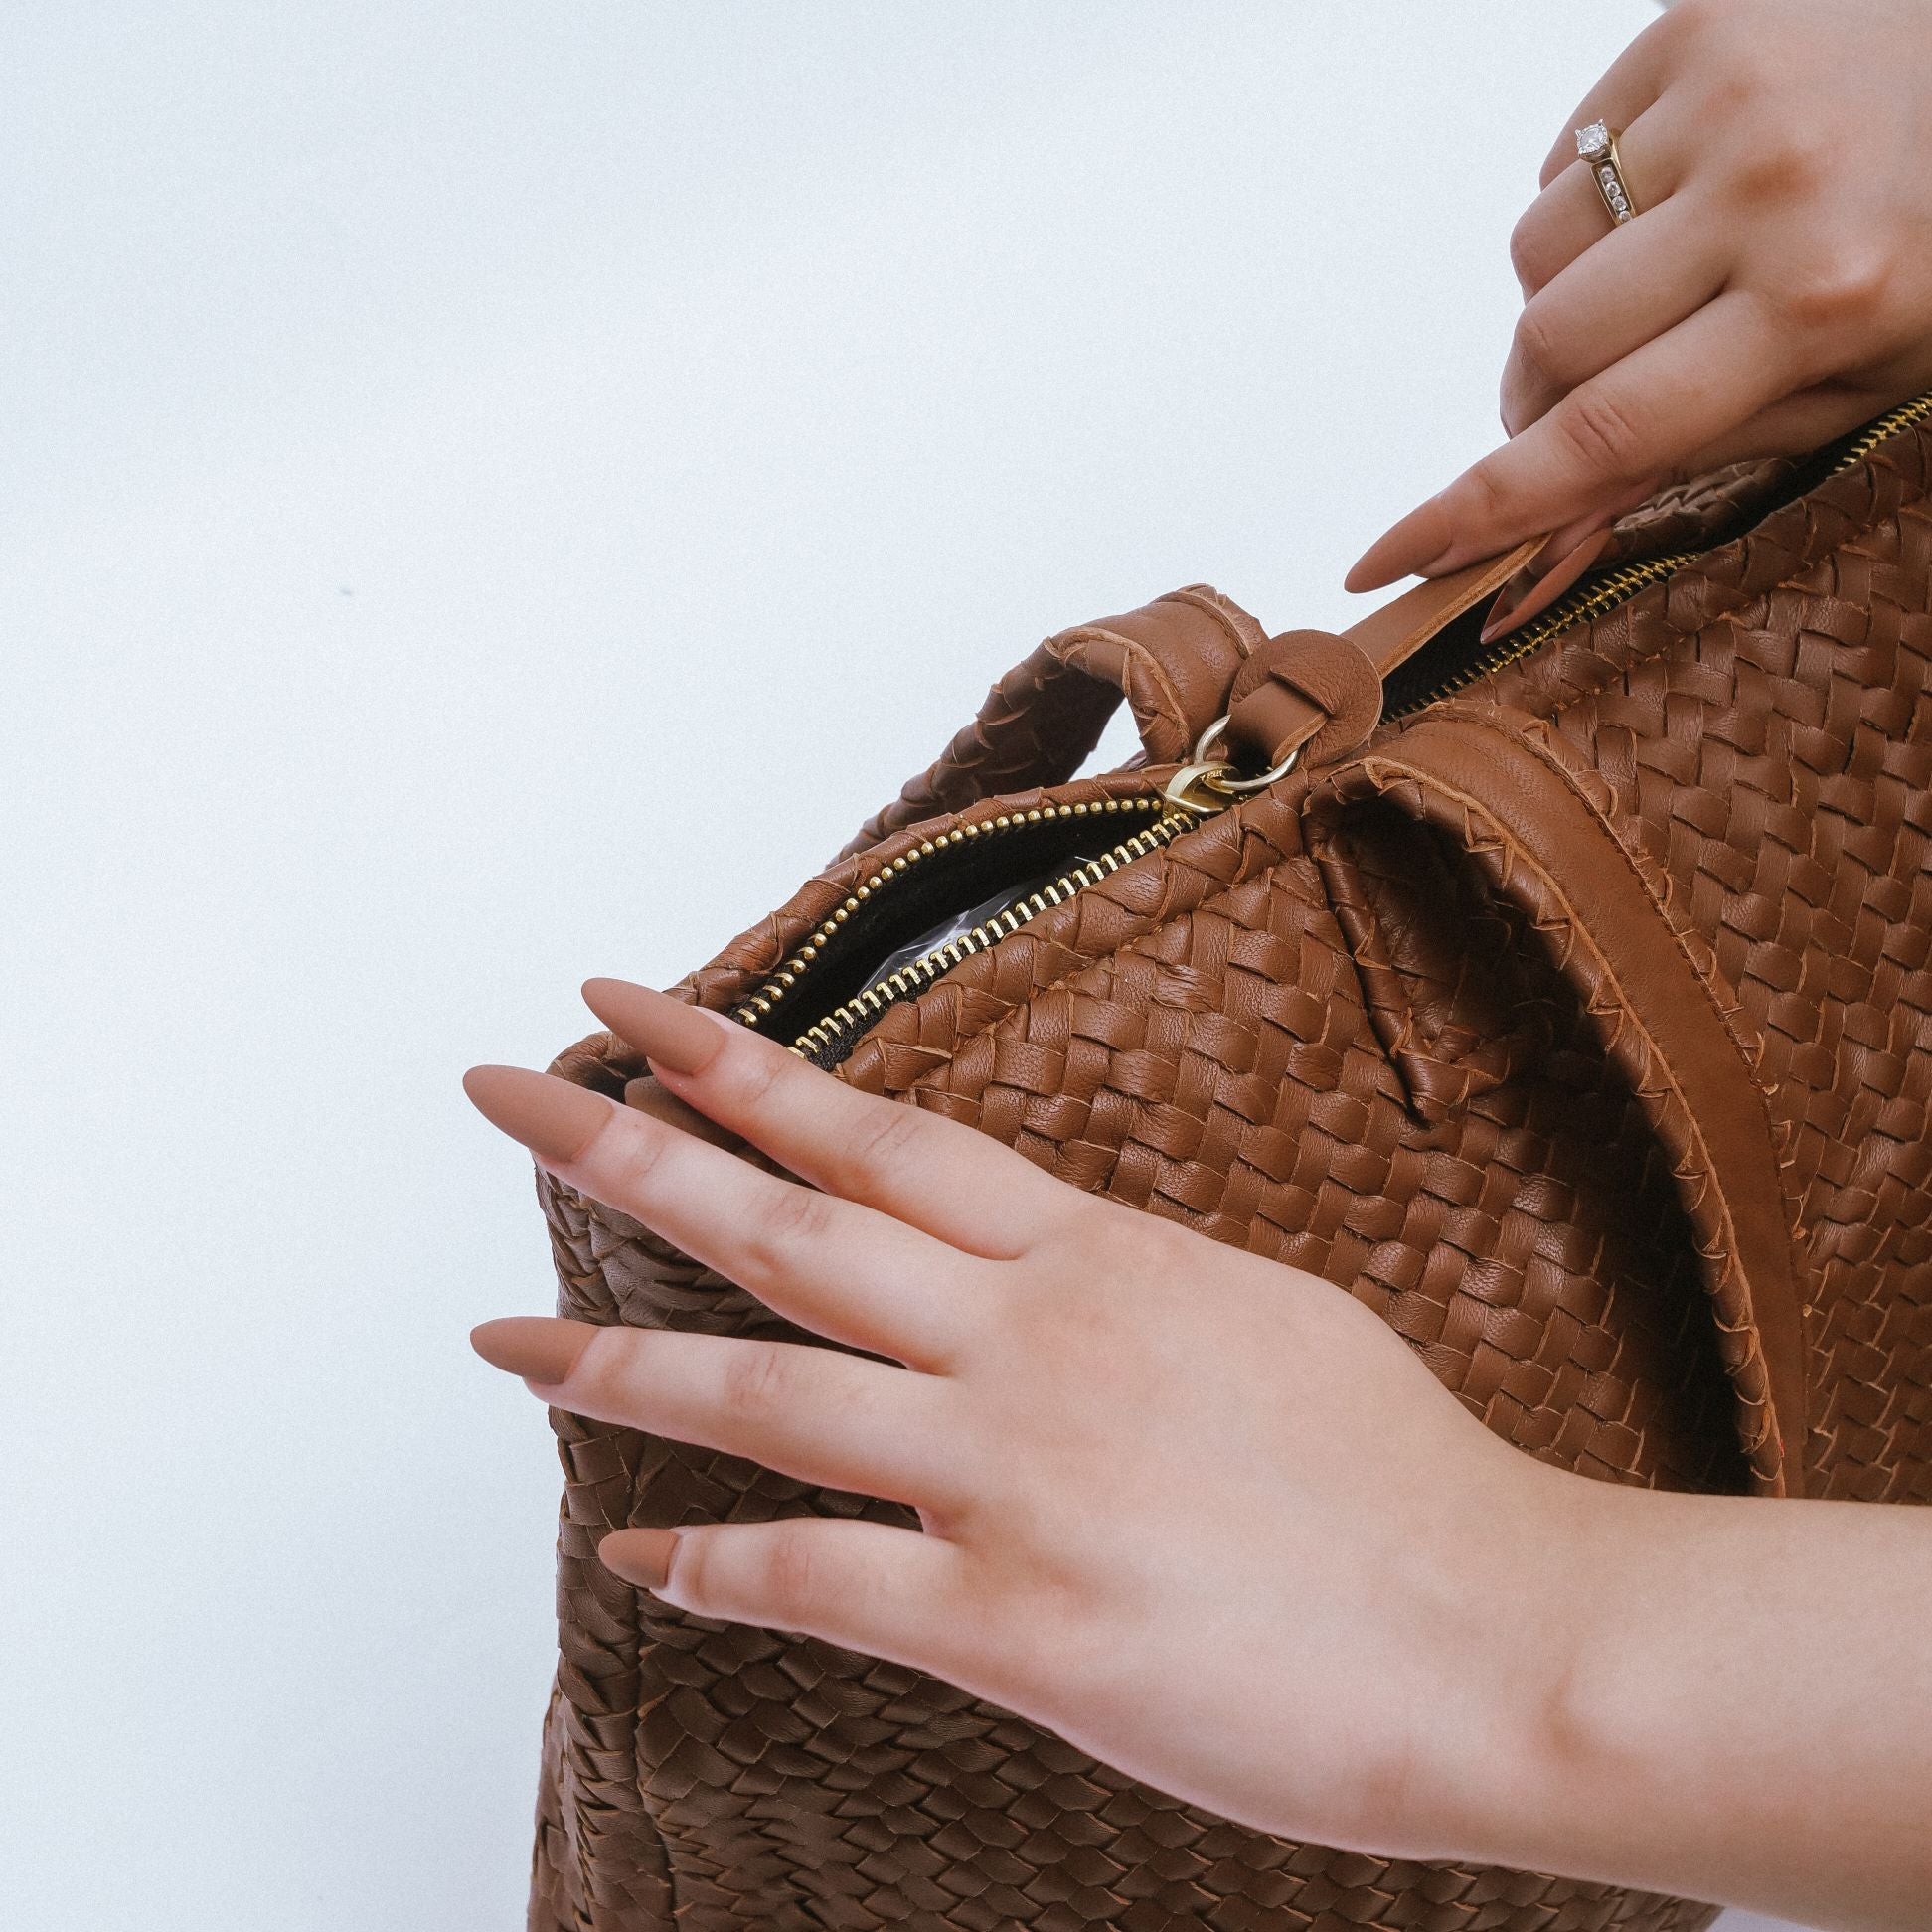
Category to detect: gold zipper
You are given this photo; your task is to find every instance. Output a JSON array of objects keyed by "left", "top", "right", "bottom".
[
  {"left": 1387, "top": 549, "right": 1699, "bottom": 715},
  {"left": 739, "top": 391, "right": 1932, "bottom": 1061},
  {"left": 735, "top": 794, "right": 1193, "bottom": 1057},
  {"left": 1389, "top": 387, "right": 1932, "bottom": 717},
  {"left": 1828, "top": 385, "right": 1932, "bottom": 469}
]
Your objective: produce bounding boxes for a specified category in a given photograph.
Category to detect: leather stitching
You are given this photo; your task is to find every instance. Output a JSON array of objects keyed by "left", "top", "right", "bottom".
[
  {"left": 1435, "top": 707, "right": 1791, "bottom": 1184},
  {"left": 1350, "top": 740, "right": 1800, "bottom": 1482},
  {"left": 1169, "top": 583, "right": 1263, "bottom": 660},
  {"left": 1049, "top": 624, "right": 1192, "bottom": 747}
]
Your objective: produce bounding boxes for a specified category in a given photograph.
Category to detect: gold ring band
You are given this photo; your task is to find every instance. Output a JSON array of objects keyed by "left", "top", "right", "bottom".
[{"left": 1575, "top": 120, "right": 1638, "bottom": 226}]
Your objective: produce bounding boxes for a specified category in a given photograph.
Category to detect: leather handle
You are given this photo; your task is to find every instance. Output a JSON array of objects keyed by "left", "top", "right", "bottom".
[
  {"left": 1306, "top": 703, "right": 1810, "bottom": 1498},
  {"left": 838, "top": 585, "right": 1264, "bottom": 858},
  {"left": 1223, "top": 539, "right": 1541, "bottom": 772},
  {"left": 840, "top": 547, "right": 1542, "bottom": 860},
  {"left": 1041, "top": 585, "right": 1268, "bottom": 765}
]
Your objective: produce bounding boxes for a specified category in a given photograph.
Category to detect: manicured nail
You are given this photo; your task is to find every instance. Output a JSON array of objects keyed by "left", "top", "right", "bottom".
[
  {"left": 599, "top": 1527, "right": 680, "bottom": 1591},
  {"left": 1477, "top": 591, "right": 1517, "bottom": 647},
  {"left": 1347, "top": 534, "right": 1438, "bottom": 594},
  {"left": 463, "top": 1064, "right": 616, "bottom": 1165},
  {"left": 582, "top": 979, "right": 731, "bottom": 1077},
  {"left": 1344, "top": 552, "right": 1392, "bottom": 594},
  {"left": 470, "top": 1315, "right": 597, "bottom": 1387},
  {"left": 1477, "top": 526, "right": 1612, "bottom": 644},
  {"left": 1346, "top": 494, "right": 1460, "bottom": 592}
]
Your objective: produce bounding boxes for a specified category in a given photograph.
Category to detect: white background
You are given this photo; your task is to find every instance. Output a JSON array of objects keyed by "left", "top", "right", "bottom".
[{"left": 1, "top": 4, "right": 1803, "bottom": 1927}]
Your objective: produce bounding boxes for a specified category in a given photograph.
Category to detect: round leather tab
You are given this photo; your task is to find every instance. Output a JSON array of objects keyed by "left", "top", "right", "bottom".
[{"left": 1224, "top": 628, "right": 1383, "bottom": 771}]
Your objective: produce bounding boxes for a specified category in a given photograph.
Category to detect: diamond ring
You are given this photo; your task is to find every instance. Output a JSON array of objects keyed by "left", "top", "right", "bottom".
[{"left": 1575, "top": 120, "right": 1639, "bottom": 226}]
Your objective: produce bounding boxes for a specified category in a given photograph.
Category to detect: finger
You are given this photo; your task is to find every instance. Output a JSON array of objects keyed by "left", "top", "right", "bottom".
[
  {"left": 1502, "top": 195, "right": 1726, "bottom": 435},
  {"left": 1511, "top": 160, "right": 1621, "bottom": 299},
  {"left": 471, "top": 1315, "right": 971, "bottom": 1510},
  {"left": 1671, "top": 382, "right": 1896, "bottom": 474},
  {"left": 1473, "top": 471, "right": 1672, "bottom": 643},
  {"left": 622, "top": 1071, "right": 740, "bottom": 1153},
  {"left": 1513, "top": 100, "right": 1687, "bottom": 298},
  {"left": 462, "top": 1064, "right": 979, "bottom": 1366},
  {"left": 601, "top": 1516, "right": 986, "bottom": 1681},
  {"left": 1535, "top": 20, "right": 1678, "bottom": 191},
  {"left": 1477, "top": 519, "right": 1617, "bottom": 646},
  {"left": 580, "top": 977, "right": 1076, "bottom": 1259},
  {"left": 1347, "top": 292, "right": 1797, "bottom": 591}
]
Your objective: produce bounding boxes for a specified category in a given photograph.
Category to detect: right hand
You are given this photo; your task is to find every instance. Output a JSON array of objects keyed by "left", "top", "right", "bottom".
[{"left": 1348, "top": 0, "right": 1932, "bottom": 596}]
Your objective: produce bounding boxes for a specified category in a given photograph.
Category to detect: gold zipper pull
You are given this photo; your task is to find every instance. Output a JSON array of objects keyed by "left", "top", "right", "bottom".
[
  {"left": 1163, "top": 762, "right": 1239, "bottom": 816},
  {"left": 1163, "top": 711, "right": 1306, "bottom": 817}
]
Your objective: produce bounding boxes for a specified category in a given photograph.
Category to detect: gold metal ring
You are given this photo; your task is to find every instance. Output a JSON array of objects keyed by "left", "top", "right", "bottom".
[
  {"left": 1189, "top": 713, "right": 1303, "bottom": 793},
  {"left": 1160, "top": 715, "right": 1307, "bottom": 815},
  {"left": 1575, "top": 120, "right": 1638, "bottom": 226}
]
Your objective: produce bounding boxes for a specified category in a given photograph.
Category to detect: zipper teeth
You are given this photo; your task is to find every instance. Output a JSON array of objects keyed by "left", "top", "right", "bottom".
[
  {"left": 729, "top": 392, "right": 1932, "bottom": 1052},
  {"left": 1392, "top": 550, "right": 1695, "bottom": 714},
  {"left": 1833, "top": 387, "right": 1932, "bottom": 468},
  {"left": 1394, "top": 387, "right": 1932, "bottom": 717},
  {"left": 732, "top": 794, "right": 1171, "bottom": 1036},
  {"left": 785, "top": 805, "right": 1191, "bottom": 1059}
]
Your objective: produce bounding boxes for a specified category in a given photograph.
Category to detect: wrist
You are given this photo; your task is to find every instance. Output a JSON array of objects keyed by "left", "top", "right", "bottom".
[
  {"left": 1461, "top": 1475, "right": 1932, "bottom": 1930},
  {"left": 1408, "top": 1455, "right": 1630, "bottom": 1872},
  {"left": 1490, "top": 1470, "right": 1667, "bottom": 1877}
]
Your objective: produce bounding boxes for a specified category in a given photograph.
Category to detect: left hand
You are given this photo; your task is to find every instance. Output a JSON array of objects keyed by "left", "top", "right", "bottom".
[
  {"left": 464, "top": 977, "right": 1601, "bottom": 1869},
  {"left": 1347, "top": 0, "right": 1932, "bottom": 597}
]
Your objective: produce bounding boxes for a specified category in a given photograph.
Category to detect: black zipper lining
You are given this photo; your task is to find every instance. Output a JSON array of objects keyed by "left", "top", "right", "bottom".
[{"left": 734, "top": 796, "right": 1189, "bottom": 1066}]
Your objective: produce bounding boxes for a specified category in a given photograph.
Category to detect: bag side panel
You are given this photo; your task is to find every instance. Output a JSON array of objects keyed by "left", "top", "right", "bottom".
[{"left": 1476, "top": 419, "right": 1932, "bottom": 1503}]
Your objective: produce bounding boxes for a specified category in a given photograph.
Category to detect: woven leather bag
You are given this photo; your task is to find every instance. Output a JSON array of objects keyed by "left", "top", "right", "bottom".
[{"left": 525, "top": 397, "right": 1932, "bottom": 1932}]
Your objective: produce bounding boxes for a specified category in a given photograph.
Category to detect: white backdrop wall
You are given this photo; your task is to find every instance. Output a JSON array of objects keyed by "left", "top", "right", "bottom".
[{"left": 0, "top": 4, "right": 1798, "bottom": 1927}]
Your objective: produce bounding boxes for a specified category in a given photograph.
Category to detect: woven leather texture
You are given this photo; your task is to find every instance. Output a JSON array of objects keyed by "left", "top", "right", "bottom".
[
  {"left": 523, "top": 415, "right": 1932, "bottom": 1930},
  {"left": 1602, "top": 456, "right": 1805, "bottom": 565}
]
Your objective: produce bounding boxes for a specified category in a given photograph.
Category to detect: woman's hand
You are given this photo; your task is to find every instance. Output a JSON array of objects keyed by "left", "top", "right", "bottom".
[
  {"left": 468, "top": 978, "right": 1932, "bottom": 1925},
  {"left": 1348, "top": 0, "right": 1932, "bottom": 596},
  {"left": 464, "top": 978, "right": 1591, "bottom": 1869}
]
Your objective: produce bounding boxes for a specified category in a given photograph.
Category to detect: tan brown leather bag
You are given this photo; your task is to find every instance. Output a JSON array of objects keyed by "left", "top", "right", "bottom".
[{"left": 526, "top": 398, "right": 1932, "bottom": 1931}]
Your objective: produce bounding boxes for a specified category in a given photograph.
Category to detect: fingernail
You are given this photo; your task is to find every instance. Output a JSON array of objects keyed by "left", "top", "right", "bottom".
[
  {"left": 1346, "top": 533, "right": 1447, "bottom": 595},
  {"left": 582, "top": 979, "right": 730, "bottom": 1077},
  {"left": 463, "top": 1064, "right": 615, "bottom": 1165},
  {"left": 1346, "top": 495, "right": 1455, "bottom": 592},
  {"left": 470, "top": 1315, "right": 596, "bottom": 1387},
  {"left": 1478, "top": 578, "right": 1531, "bottom": 645},
  {"left": 1477, "top": 526, "right": 1612, "bottom": 644},
  {"left": 599, "top": 1527, "right": 679, "bottom": 1591}
]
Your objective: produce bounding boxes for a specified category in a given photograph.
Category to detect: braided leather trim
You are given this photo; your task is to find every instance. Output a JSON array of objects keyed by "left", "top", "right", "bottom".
[{"left": 1308, "top": 707, "right": 1805, "bottom": 1495}]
